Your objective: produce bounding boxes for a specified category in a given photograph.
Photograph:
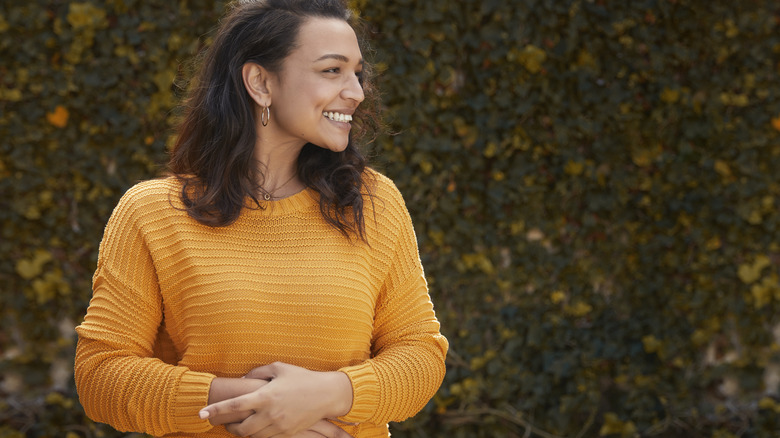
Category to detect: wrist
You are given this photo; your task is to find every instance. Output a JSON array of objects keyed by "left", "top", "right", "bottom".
[
  {"left": 324, "top": 371, "right": 353, "bottom": 418},
  {"left": 208, "top": 377, "right": 266, "bottom": 404}
]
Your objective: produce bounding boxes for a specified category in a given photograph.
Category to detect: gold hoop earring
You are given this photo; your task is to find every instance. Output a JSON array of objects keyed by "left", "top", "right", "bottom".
[{"left": 261, "top": 105, "right": 270, "bottom": 127}]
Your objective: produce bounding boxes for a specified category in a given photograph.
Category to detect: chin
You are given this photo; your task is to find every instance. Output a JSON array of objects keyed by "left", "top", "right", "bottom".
[{"left": 314, "top": 141, "right": 349, "bottom": 153}]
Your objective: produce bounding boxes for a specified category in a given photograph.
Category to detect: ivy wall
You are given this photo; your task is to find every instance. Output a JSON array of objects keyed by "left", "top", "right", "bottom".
[{"left": 2, "top": 0, "right": 780, "bottom": 437}]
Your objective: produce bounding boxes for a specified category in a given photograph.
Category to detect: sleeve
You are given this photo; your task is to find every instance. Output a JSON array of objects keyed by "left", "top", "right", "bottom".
[
  {"left": 74, "top": 185, "right": 216, "bottom": 435},
  {"left": 337, "top": 179, "right": 449, "bottom": 424}
]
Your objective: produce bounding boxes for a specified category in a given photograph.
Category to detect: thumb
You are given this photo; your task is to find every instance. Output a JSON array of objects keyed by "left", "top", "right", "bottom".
[{"left": 244, "top": 362, "right": 279, "bottom": 380}]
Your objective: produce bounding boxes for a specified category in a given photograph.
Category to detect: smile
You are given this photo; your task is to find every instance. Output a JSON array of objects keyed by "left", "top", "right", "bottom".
[{"left": 323, "top": 112, "right": 352, "bottom": 123}]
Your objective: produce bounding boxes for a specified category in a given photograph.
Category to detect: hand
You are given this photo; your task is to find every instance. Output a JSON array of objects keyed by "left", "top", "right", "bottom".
[
  {"left": 286, "top": 420, "right": 354, "bottom": 438},
  {"left": 199, "top": 362, "right": 353, "bottom": 437},
  {"left": 205, "top": 377, "right": 270, "bottom": 426}
]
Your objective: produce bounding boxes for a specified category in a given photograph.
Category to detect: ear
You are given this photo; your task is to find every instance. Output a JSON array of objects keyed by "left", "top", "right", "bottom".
[{"left": 242, "top": 62, "right": 273, "bottom": 107}]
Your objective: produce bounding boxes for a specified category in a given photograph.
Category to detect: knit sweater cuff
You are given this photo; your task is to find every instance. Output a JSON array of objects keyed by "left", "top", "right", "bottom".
[
  {"left": 172, "top": 370, "right": 216, "bottom": 433},
  {"left": 338, "top": 361, "right": 379, "bottom": 423}
]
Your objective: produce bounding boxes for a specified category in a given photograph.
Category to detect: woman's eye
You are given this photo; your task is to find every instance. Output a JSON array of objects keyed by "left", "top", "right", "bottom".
[
  {"left": 324, "top": 67, "right": 340, "bottom": 73},
  {"left": 356, "top": 71, "right": 364, "bottom": 85}
]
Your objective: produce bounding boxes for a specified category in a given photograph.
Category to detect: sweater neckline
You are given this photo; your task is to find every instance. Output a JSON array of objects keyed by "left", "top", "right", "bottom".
[{"left": 247, "top": 187, "right": 317, "bottom": 217}]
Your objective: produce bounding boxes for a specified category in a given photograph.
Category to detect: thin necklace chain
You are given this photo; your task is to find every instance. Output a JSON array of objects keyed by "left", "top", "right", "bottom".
[{"left": 260, "top": 172, "right": 298, "bottom": 201}]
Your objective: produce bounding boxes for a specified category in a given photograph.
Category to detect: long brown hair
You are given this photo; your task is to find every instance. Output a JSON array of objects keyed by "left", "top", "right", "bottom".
[{"left": 168, "top": 0, "right": 380, "bottom": 239}]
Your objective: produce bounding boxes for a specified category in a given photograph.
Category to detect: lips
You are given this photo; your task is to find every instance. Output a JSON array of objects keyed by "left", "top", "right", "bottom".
[{"left": 323, "top": 111, "right": 353, "bottom": 123}]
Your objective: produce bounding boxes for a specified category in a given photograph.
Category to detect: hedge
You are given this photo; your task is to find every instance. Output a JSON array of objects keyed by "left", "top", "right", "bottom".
[{"left": 2, "top": 0, "right": 780, "bottom": 437}]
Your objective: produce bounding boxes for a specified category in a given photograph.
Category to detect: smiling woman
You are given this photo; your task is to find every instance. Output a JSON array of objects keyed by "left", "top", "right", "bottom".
[{"left": 73, "top": 1, "right": 448, "bottom": 438}]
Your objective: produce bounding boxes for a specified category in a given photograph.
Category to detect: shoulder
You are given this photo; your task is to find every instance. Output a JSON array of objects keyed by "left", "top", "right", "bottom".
[
  {"left": 122, "top": 176, "right": 180, "bottom": 199},
  {"left": 363, "top": 168, "right": 415, "bottom": 234},
  {"left": 364, "top": 168, "right": 406, "bottom": 208},
  {"left": 109, "top": 177, "right": 183, "bottom": 225}
]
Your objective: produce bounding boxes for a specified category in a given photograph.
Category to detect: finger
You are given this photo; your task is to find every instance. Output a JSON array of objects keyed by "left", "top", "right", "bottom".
[
  {"left": 287, "top": 430, "right": 328, "bottom": 438},
  {"left": 307, "top": 420, "right": 354, "bottom": 438},
  {"left": 244, "top": 362, "right": 280, "bottom": 380},
  {"left": 225, "top": 414, "right": 288, "bottom": 438},
  {"left": 199, "top": 392, "right": 266, "bottom": 420},
  {"left": 225, "top": 417, "right": 276, "bottom": 438},
  {"left": 289, "top": 432, "right": 327, "bottom": 438},
  {"left": 207, "top": 408, "right": 255, "bottom": 426}
]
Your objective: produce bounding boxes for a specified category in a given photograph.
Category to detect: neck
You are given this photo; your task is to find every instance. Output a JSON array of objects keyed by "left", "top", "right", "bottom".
[{"left": 254, "top": 137, "right": 305, "bottom": 200}]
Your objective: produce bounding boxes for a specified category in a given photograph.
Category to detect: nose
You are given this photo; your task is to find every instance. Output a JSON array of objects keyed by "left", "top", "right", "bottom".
[{"left": 342, "top": 74, "right": 365, "bottom": 103}]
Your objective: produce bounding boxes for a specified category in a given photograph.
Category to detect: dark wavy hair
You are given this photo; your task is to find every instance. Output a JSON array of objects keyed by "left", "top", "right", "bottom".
[{"left": 168, "top": 0, "right": 380, "bottom": 239}]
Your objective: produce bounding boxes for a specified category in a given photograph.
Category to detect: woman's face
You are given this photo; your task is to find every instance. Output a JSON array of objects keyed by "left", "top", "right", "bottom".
[{"left": 266, "top": 17, "right": 365, "bottom": 152}]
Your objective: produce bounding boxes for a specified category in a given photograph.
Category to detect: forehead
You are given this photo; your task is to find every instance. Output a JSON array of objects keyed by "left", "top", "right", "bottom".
[{"left": 290, "top": 17, "right": 362, "bottom": 62}]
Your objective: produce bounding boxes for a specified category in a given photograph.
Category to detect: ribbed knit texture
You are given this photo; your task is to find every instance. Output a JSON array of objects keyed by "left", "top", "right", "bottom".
[{"left": 74, "top": 170, "right": 448, "bottom": 438}]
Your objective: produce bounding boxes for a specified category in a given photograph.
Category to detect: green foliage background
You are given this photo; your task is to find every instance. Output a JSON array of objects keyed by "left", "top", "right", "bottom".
[{"left": 2, "top": 0, "right": 780, "bottom": 437}]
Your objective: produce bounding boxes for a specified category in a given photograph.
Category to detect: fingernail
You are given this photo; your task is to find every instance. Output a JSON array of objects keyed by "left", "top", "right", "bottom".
[{"left": 199, "top": 410, "right": 210, "bottom": 419}]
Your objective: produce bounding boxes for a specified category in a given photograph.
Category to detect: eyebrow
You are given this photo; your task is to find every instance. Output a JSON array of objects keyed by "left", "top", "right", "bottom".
[{"left": 314, "top": 54, "right": 364, "bottom": 65}]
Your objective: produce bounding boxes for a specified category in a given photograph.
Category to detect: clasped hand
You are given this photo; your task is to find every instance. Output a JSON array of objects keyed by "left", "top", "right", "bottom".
[{"left": 200, "top": 362, "right": 354, "bottom": 438}]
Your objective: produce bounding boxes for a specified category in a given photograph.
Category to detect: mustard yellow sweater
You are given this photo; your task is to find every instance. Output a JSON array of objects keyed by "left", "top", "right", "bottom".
[{"left": 74, "top": 171, "right": 448, "bottom": 438}]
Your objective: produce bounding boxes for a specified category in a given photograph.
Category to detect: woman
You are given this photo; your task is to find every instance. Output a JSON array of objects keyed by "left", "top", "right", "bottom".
[{"left": 74, "top": 0, "right": 448, "bottom": 437}]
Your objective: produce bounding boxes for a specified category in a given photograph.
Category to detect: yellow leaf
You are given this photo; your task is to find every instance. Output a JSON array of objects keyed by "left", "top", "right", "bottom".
[
  {"left": 516, "top": 44, "right": 547, "bottom": 74},
  {"left": 510, "top": 220, "right": 525, "bottom": 235},
  {"left": 719, "top": 92, "right": 749, "bottom": 107},
  {"left": 153, "top": 68, "right": 175, "bottom": 92},
  {"left": 691, "top": 329, "right": 709, "bottom": 346},
  {"left": 634, "top": 374, "right": 653, "bottom": 387},
  {"left": 752, "top": 283, "right": 771, "bottom": 309},
  {"left": 631, "top": 144, "right": 662, "bottom": 167},
  {"left": 452, "top": 117, "right": 477, "bottom": 147},
  {"left": 705, "top": 236, "right": 722, "bottom": 251},
  {"left": 565, "top": 300, "right": 592, "bottom": 317},
  {"left": 714, "top": 160, "right": 732, "bottom": 177},
  {"left": 723, "top": 19, "right": 739, "bottom": 38},
  {"left": 771, "top": 116, "right": 780, "bottom": 132},
  {"left": 550, "top": 290, "right": 566, "bottom": 304},
  {"left": 24, "top": 204, "right": 41, "bottom": 220},
  {"left": 46, "top": 105, "right": 69, "bottom": 128},
  {"left": 576, "top": 49, "right": 597, "bottom": 70},
  {"left": 15, "top": 250, "right": 53, "bottom": 280},
  {"left": 483, "top": 142, "right": 497, "bottom": 158},
  {"left": 460, "top": 253, "right": 494, "bottom": 275},
  {"left": 67, "top": 2, "right": 107, "bottom": 30},
  {"left": 660, "top": 87, "right": 680, "bottom": 103},
  {"left": 599, "top": 412, "right": 637, "bottom": 437},
  {"left": 738, "top": 255, "right": 770, "bottom": 284},
  {"left": 45, "top": 392, "right": 66, "bottom": 405},
  {"left": 0, "top": 88, "right": 22, "bottom": 102},
  {"left": 642, "top": 335, "right": 662, "bottom": 353},
  {"left": 759, "top": 396, "right": 777, "bottom": 410},
  {"left": 564, "top": 160, "right": 584, "bottom": 176},
  {"left": 762, "top": 196, "right": 775, "bottom": 210},
  {"left": 428, "top": 230, "right": 444, "bottom": 246}
]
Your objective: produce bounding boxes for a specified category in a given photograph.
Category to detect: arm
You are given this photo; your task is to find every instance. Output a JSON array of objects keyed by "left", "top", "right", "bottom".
[
  {"left": 336, "top": 179, "right": 449, "bottom": 425},
  {"left": 74, "top": 185, "right": 215, "bottom": 435},
  {"left": 337, "top": 271, "right": 448, "bottom": 425}
]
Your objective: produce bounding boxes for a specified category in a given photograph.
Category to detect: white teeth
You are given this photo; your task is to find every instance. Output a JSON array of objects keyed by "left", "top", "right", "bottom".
[{"left": 323, "top": 111, "right": 352, "bottom": 122}]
